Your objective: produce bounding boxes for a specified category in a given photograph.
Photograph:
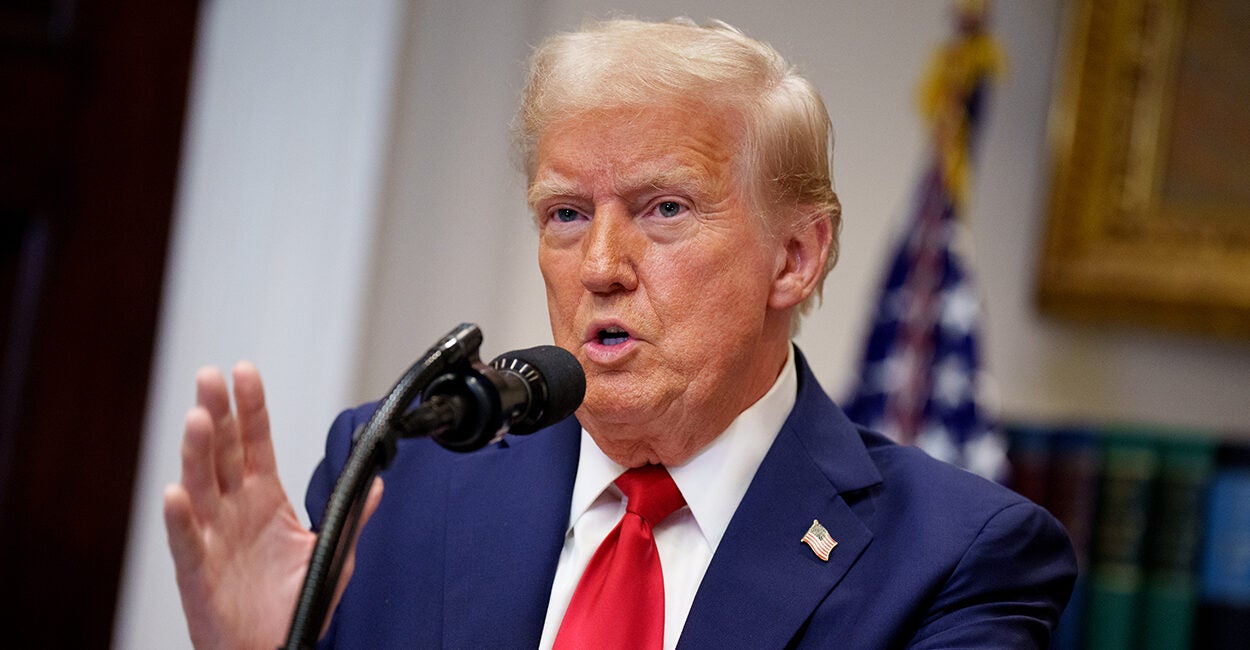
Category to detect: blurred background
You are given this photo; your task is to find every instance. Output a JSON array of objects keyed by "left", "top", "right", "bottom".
[{"left": 2, "top": 0, "right": 1246, "bottom": 647}]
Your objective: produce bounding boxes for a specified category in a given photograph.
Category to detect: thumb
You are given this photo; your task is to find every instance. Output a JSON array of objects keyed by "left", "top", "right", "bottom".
[{"left": 322, "top": 477, "right": 385, "bottom": 637}]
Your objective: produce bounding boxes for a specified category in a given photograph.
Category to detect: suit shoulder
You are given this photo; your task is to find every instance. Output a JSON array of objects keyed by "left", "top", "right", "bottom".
[{"left": 855, "top": 427, "right": 1049, "bottom": 528}]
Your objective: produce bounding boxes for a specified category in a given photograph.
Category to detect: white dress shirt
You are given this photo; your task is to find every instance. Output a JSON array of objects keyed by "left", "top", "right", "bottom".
[{"left": 539, "top": 346, "right": 798, "bottom": 649}]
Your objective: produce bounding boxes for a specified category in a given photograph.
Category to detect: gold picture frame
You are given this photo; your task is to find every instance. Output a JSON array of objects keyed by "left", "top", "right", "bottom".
[{"left": 1038, "top": 0, "right": 1250, "bottom": 338}]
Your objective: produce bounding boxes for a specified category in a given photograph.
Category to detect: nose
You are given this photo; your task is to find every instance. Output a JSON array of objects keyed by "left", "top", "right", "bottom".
[{"left": 580, "top": 205, "right": 639, "bottom": 294}]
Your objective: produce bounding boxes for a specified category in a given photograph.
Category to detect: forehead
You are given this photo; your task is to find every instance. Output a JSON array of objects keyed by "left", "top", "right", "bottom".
[{"left": 529, "top": 106, "right": 742, "bottom": 201}]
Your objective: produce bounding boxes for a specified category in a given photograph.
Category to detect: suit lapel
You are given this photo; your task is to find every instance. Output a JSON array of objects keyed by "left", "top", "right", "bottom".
[
  {"left": 679, "top": 351, "right": 882, "bottom": 648},
  {"left": 442, "top": 418, "right": 581, "bottom": 647}
]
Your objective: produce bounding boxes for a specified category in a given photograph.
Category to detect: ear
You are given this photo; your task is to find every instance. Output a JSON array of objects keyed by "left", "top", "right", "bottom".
[{"left": 768, "top": 212, "right": 832, "bottom": 310}]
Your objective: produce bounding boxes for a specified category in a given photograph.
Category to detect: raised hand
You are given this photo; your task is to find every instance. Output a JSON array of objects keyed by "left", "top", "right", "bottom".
[{"left": 163, "top": 362, "right": 382, "bottom": 649}]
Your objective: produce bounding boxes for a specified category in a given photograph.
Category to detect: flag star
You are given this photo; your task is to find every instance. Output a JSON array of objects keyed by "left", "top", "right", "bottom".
[
  {"left": 964, "top": 432, "right": 1009, "bottom": 480},
  {"left": 932, "top": 354, "right": 972, "bottom": 408},
  {"left": 918, "top": 425, "right": 960, "bottom": 465},
  {"left": 940, "top": 284, "right": 979, "bottom": 334}
]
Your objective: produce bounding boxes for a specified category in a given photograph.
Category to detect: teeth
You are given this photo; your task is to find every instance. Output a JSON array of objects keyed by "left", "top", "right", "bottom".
[{"left": 597, "top": 326, "right": 629, "bottom": 346}]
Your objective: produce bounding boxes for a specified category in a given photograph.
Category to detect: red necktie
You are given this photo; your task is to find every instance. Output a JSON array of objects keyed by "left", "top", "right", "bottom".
[{"left": 554, "top": 464, "right": 686, "bottom": 650}]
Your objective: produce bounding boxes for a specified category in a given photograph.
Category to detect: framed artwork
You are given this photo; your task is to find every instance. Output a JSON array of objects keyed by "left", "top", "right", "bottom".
[{"left": 1037, "top": 0, "right": 1250, "bottom": 338}]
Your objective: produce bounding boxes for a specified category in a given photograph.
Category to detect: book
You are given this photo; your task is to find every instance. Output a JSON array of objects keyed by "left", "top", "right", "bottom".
[
  {"left": 1139, "top": 435, "right": 1215, "bottom": 650},
  {"left": 1046, "top": 429, "right": 1100, "bottom": 650},
  {"left": 1193, "top": 442, "right": 1250, "bottom": 648},
  {"left": 1084, "top": 433, "right": 1158, "bottom": 650}
]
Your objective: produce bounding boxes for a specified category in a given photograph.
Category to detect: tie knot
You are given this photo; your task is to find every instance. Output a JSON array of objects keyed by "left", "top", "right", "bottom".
[{"left": 614, "top": 465, "right": 685, "bottom": 525}]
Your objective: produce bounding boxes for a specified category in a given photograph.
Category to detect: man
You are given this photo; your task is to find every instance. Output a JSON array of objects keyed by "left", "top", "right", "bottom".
[{"left": 165, "top": 19, "right": 1075, "bottom": 649}]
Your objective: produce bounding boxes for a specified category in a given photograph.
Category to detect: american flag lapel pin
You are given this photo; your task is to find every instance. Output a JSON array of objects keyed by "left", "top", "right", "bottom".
[{"left": 801, "top": 519, "right": 837, "bottom": 562}]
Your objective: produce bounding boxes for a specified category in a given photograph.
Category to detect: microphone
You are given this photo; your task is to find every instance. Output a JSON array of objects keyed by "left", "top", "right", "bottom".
[
  {"left": 286, "top": 326, "right": 577, "bottom": 649},
  {"left": 400, "top": 345, "right": 586, "bottom": 452}
]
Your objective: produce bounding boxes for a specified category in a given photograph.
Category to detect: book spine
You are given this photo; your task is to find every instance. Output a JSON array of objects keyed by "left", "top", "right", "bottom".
[
  {"left": 1139, "top": 436, "right": 1215, "bottom": 650},
  {"left": 1047, "top": 429, "right": 1100, "bottom": 650},
  {"left": 1084, "top": 435, "right": 1158, "bottom": 650}
]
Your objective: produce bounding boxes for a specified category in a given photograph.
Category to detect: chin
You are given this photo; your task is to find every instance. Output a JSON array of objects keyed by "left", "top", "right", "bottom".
[
  {"left": 580, "top": 392, "right": 644, "bottom": 424},
  {"left": 579, "top": 379, "right": 662, "bottom": 425}
]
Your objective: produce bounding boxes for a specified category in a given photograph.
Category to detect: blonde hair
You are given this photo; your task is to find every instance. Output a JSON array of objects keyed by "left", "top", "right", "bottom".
[{"left": 515, "top": 18, "right": 841, "bottom": 319}]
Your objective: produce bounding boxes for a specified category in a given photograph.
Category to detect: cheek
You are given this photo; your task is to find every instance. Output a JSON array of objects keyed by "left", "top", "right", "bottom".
[
  {"left": 654, "top": 240, "right": 772, "bottom": 305},
  {"left": 537, "top": 246, "right": 565, "bottom": 295},
  {"left": 539, "top": 249, "right": 580, "bottom": 323}
]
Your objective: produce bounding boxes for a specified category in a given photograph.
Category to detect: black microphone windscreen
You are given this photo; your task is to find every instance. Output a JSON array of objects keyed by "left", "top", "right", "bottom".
[{"left": 491, "top": 345, "right": 585, "bottom": 432}]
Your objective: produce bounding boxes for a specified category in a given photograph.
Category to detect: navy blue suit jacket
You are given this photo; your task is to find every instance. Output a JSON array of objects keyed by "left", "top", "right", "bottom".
[{"left": 307, "top": 349, "right": 1075, "bottom": 648}]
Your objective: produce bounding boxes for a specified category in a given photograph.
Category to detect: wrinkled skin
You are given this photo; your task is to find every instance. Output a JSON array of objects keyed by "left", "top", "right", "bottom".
[{"left": 531, "top": 104, "right": 831, "bottom": 467}]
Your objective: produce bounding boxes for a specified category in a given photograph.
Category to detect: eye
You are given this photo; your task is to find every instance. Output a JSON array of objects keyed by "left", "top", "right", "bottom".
[
  {"left": 553, "top": 207, "right": 582, "bottom": 223},
  {"left": 656, "top": 201, "right": 684, "bottom": 218}
]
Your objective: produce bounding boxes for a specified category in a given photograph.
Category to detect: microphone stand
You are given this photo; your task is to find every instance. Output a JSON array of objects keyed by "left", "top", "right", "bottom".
[{"left": 282, "top": 323, "right": 486, "bottom": 650}]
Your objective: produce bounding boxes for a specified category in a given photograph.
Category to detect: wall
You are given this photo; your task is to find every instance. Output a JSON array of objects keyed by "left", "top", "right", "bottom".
[
  {"left": 112, "top": 2, "right": 405, "bottom": 647},
  {"left": 115, "top": 0, "right": 1250, "bottom": 646},
  {"left": 973, "top": 2, "right": 1250, "bottom": 433}
]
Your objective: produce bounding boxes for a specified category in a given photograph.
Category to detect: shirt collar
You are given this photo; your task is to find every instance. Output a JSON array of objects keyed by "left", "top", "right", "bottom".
[{"left": 565, "top": 345, "right": 798, "bottom": 552}]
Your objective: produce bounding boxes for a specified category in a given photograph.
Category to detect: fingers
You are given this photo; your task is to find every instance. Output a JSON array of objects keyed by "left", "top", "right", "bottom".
[
  {"left": 197, "top": 366, "right": 245, "bottom": 493},
  {"left": 359, "top": 477, "right": 385, "bottom": 530},
  {"left": 232, "top": 361, "right": 278, "bottom": 477},
  {"left": 342, "top": 477, "right": 385, "bottom": 576},
  {"left": 163, "top": 482, "right": 206, "bottom": 572},
  {"left": 181, "top": 405, "right": 220, "bottom": 515},
  {"left": 343, "top": 477, "right": 385, "bottom": 575}
]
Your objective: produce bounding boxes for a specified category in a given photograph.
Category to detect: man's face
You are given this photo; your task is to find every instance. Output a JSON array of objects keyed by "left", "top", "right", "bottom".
[{"left": 530, "top": 104, "right": 794, "bottom": 466}]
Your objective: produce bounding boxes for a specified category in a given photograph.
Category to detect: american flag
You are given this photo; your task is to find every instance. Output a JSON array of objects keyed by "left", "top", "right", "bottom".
[
  {"left": 843, "top": 4, "right": 1007, "bottom": 480},
  {"left": 801, "top": 519, "right": 837, "bottom": 562}
]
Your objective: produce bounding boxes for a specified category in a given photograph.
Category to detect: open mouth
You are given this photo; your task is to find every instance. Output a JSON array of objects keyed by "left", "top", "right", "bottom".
[{"left": 596, "top": 326, "right": 630, "bottom": 346}]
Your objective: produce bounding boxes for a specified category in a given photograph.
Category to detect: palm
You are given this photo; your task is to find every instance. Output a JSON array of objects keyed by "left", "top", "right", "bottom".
[{"left": 164, "top": 363, "right": 380, "bottom": 649}]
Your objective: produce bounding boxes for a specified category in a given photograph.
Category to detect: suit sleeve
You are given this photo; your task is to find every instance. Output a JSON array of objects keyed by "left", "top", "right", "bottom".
[
  {"left": 906, "top": 500, "right": 1078, "bottom": 649},
  {"left": 305, "top": 405, "right": 375, "bottom": 532}
]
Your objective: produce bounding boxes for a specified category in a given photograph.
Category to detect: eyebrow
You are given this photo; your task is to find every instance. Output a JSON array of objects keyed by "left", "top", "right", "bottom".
[
  {"left": 527, "top": 163, "right": 714, "bottom": 210},
  {"left": 636, "top": 165, "right": 710, "bottom": 197},
  {"left": 527, "top": 174, "right": 579, "bottom": 209}
]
